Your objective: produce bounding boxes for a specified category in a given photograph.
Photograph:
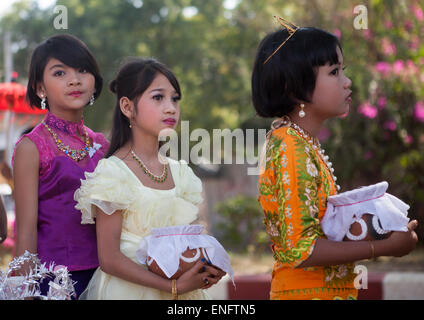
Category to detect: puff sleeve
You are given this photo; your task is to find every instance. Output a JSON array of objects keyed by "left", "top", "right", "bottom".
[
  {"left": 258, "top": 128, "right": 326, "bottom": 268},
  {"left": 175, "top": 159, "right": 203, "bottom": 206},
  {"left": 74, "top": 158, "right": 138, "bottom": 224}
]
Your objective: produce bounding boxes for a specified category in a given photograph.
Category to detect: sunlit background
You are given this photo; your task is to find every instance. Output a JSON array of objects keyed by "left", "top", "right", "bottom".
[{"left": 1, "top": 1, "right": 424, "bottom": 293}]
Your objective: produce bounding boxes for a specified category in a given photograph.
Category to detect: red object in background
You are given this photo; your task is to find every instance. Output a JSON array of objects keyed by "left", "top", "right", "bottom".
[{"left": 0, "top": 82, "right": 47, "bottom": 115}]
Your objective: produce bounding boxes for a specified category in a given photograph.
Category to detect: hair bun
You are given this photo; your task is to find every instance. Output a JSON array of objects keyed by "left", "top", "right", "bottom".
[{"left": 109, "top": 79, "right": 117, "bottom": 94}]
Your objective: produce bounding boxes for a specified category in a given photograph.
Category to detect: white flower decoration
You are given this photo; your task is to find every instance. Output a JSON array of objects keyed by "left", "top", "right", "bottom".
[
  {"left": 306, "top": 158, "right": 319, "bottom": 177},
  {"left": 88, "top": 142, "right": 102, "bottom": 158}
]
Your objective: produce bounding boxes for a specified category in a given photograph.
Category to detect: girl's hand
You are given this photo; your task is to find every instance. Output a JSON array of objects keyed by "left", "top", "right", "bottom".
[
  {"left": 201, "top": 264, "right": 226, "bottom": 290},
  {"left": 384, "top": 220, "right": 418, "bottom": 257},
  {"left": 176, "top": 260, "right": 222, "bottom": 294}
]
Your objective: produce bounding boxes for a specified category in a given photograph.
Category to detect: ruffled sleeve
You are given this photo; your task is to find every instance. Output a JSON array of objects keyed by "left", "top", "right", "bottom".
[
  {"left": 173, "top": 159, "right": 203, "bottom": 206},
  {"left": 74, "top": 158, "right": 138, "bottom": 224}
]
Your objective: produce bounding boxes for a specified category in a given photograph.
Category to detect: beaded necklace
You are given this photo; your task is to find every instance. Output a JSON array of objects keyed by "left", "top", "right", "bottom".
[
  {"left": 130, "top": 150, "right": 168, "bottom": 183},
  {"left": 42, "top": 121, "right": 91, "bottom": 162},
  {"left": 288, "top": 119, "right": 341, "bottom": 192}
]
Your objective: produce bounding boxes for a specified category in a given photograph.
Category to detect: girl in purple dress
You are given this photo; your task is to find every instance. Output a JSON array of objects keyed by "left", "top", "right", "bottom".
[{"left": 12, "top": 34, "right": 109, "bottom": 298}]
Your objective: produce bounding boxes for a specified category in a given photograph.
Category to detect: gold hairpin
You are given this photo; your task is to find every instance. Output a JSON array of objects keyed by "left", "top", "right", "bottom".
[{"left": 263, "top": 16, "right": 299, "bottom": 65}]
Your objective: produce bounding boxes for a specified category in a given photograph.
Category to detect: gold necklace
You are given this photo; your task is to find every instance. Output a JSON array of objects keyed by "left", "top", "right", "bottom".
[
  {"left": 43, "top": 121, "right": 91, "bottom": 162},
  {"left": 130, "top": 150, "right": 168, "bottom": 183}
]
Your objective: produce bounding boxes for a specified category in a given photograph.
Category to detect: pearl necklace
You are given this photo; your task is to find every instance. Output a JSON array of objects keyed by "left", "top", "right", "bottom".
[
  {"left": 43, "top": 121, "right": 91, "bottom": 162},
  {"left": 289, "top": 121, "right": 341, "bottom": 192},
  {"left": 130, "top": 150, "right": 168, "bottom": 183}
]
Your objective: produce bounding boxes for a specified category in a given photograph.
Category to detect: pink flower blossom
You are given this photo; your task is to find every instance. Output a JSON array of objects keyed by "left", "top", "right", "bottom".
[
  {"left": 406, "top": 60, "right": 419, "bottom": 76},
  {"left": 363, "top": 29, "right": 372, "bottom": 40},
  {"left": 393, "top": 60, "right": 405, "bottom": 76},
  {"left": 358, "top": 101, "right": 378, "bottom": 119},
  {"left": 377, "top": 96, "right": 387, "bottom": 110},
  {"left": 404, "top": 135, "right": 413, "bottom": 144},
  {"left": 383, "top": 121, "right": 396, "bottom": 131},
  {"left": 333, "top": 29, "right": 342, "bottom": 39},
  {"left": 384, "top": 20, "right": 393, "bottom": 28},
  {"left": 413, "top": 5, "right": 424, "bottom": 21},
  {"left": 414, "top": 101, "right": 424, "bottom": 122},
  {"left": 382, "top": 38, "right": 396, "bottom": 56},
  {"left": 375, "top": 61, "right": 391, "bottom": 77}
]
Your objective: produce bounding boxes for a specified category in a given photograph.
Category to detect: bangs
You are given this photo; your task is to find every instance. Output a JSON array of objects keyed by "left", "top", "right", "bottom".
[
  {"left": 48, "top": 41, "right": 95, "bottom": 73},
  {"left": 41, "top": 34, "right": 99, "bottom": 78},
  {"left": 303, "top": 28, "right": 341, "bottom": 67},
  {"left": 137, "top": 64, "right": 181, "bottom": 99}
]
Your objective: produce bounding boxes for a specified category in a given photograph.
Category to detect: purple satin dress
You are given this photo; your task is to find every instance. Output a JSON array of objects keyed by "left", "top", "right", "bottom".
[{"left": 12, "top": 112, "right": 109, "bottom": 296}]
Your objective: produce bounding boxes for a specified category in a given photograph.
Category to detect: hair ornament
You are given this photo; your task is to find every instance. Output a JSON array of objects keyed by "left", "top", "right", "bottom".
[{"left": 263, "top": 16, "right": 299, "bottom": 65}]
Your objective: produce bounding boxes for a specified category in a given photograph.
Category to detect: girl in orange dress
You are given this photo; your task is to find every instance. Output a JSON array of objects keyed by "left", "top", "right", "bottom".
[{"left": 252, "top": 17, "right": 418, "bottom": 300}]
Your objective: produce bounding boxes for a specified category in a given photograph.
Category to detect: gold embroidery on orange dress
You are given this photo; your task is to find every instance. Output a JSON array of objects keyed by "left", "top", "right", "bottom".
[{"left": 258, "top": 126, "right": 357, "bottom": 300}]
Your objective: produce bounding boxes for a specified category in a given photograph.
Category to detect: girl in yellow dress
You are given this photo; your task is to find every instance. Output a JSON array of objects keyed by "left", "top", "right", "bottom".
[
  {"left": 252, "top": 17, "right": 419, "bottom": 300},
  {"left": 74, "top": 58, "right": 225, "bottom": 299}
]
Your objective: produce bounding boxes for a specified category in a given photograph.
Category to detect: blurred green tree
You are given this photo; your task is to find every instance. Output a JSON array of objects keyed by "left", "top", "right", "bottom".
[{"left": 1, "top": 0, "right": 423, "bottom": 243}]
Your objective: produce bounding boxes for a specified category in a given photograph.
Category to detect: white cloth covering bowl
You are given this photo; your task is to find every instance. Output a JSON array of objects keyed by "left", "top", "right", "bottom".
[
  {"left": 136, "top": 224, "right": 234, "bottom": 284},
  {"left": 321, "top": 181, "right": 410, "bottom": 241}
]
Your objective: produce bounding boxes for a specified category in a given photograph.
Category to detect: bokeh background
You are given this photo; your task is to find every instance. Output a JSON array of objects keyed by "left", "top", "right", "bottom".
[{"left": 1, "top": 0, "right": 423, "bottom": 276}]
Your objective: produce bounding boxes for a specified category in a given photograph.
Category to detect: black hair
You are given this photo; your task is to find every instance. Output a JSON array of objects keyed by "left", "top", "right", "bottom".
[
  {"left": 21, "top": 127, "right": 35, "bottom": 136},
  {"left": 251, "top": 27, "right": 341, "bottom": 118},
  {"left": 106, "top": 58, "right": 181, "bottom": 158},
  {"left": 26, "top": 34, "right": 103, "bottom": 110}
]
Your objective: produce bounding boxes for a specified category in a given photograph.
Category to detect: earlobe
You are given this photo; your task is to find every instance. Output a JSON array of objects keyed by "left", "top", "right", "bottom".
[
  {"left": 36, "top": 84, "right": 46, "bottom": 99},
  {"left": 119, "top": 97, "right": 134, "bottom": 120}
]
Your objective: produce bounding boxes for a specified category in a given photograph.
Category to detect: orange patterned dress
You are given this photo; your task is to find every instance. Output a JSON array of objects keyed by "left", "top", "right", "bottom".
[{"left": 258, "top": 125, "right": 358, "bottom": 300}]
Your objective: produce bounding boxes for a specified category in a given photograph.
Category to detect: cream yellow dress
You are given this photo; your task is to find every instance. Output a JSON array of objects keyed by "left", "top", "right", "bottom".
[{"left": 74, "top": 156, "right": 209, "bottom": 300}]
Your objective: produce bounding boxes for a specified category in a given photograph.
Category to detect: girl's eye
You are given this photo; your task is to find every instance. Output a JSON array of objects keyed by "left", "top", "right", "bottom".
[
  {"left": 172, "top": 96, "right": 181, "bottom": 102},
  {"left": 330, "top": 68, "right": 339, "bottom": 76},
  {"left": 153, "top": 94, "right": 163, "bottom": 101},
  {"left": 53, "top": 70, "right": 65, "bottom": 77}
]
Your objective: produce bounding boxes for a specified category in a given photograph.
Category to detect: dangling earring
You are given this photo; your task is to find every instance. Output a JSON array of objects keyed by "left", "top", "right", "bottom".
[
  {"left": 89, "top": 95, "right": 95, "bottom": 106},
  {"left": 299, "top": 103, "right": 305, "bottom": 118},
  {"left": 41, "top": 96, "right": 47, "bottom": 110},
  {"left": 129, "top": 121, "right": 132, "bottom": 129}
]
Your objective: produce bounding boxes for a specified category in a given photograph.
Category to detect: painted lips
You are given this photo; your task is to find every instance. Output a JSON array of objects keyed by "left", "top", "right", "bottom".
[
  {"left": 69, "top": 91, "right": 82, "bottom": 97},
  {"left": 346, "top": 91, "right": 352, "bottom": 103},
  {"left": 163, "top": 118, "right": 176, "bottom": 125}
]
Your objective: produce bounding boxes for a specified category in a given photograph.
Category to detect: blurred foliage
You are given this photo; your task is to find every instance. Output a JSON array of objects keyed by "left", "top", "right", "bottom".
[
  {"left": 215, "top": 194, "right": 269, "bottom": 253},
  {"left": 1, "top": 0, "right": 423, "bottom": 242}
]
